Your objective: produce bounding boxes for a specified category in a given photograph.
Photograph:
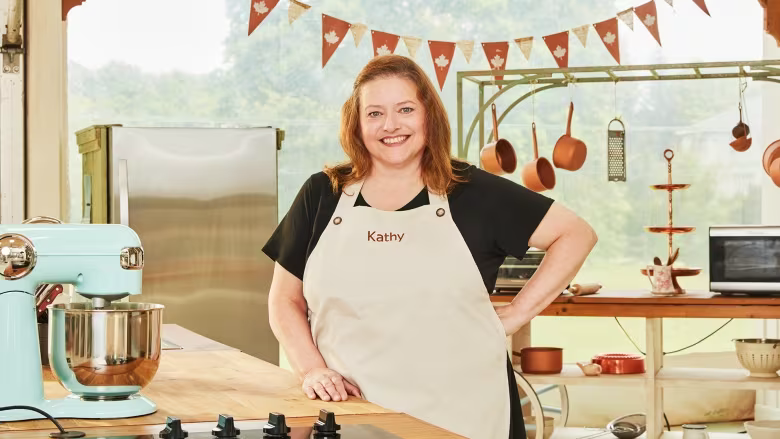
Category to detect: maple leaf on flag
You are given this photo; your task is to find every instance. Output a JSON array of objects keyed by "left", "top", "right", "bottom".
[
  {"left": 324, "top": 30, "right": 339, "bottom": 45},
  {"left": 490, "top": 54, "right": 504, "bottom": 68},
  {"left": 603, "top": 32, "right": 616, "bottom": 45},
  {"left": 253, "top": 1, "right": 269, "bottom": 15},
  {"left": 376, "top": 44, "right": 392, "bottom": 56},
  {"left": 553, "top": 45, "right": 567, "bottom": 59},
  {"left": 643, "top": 14, "right": 656, "bottom": 27},
  {"left": 435, "top": 54, "right": 449, "bottom": 69}
]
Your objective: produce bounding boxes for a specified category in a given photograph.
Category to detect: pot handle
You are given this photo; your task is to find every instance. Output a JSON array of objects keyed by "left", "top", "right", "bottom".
[
  {"left": 491, "top": 103, "right": 499, "bottom": 143},
  {"left": 566, "top": 101, "right": 574, "bottom": 136},
  {"left": 531, "top": 123, "right": 539, "bottom": 160}
]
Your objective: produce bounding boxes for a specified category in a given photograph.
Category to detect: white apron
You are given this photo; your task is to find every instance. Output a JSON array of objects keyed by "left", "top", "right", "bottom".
[{"left": 303, "top": 180, "right": 510, "bottom": 439}]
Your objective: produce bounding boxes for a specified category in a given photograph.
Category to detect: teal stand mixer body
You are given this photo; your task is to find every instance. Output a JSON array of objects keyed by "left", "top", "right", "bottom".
[{"left": 0, "top": 224, "right": 162, "bottom": 421}]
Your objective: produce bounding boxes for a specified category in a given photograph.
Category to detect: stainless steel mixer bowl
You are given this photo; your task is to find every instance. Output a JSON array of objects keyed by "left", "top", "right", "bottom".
[{"left": 48, "top": 302, "right": 164, "bottom": 397}]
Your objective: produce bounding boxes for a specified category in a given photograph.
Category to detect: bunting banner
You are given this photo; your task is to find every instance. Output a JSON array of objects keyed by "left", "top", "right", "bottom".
[
  {"left": 350, "top": 23, "right": 368, "bottom": 47},
  {"left": 692, "top": 0, "right": 711, "bottom": 16},
  {"left": 322, "top": 14, "right": 351, "bottom": 68},
  {"left": 428, "top": 40, "right": 457, "bottom": 90},
  {"left": 248, "top": 0, "right": 280, "bottom": 36},
  {"left": 456, "top": 40, "right": 475, "bottom": 63},
  {"left": 371, "top": 30, "right": 401, "bottom": 57},
  {"left": 482, "top": 41, "right": 509, "bottom": 82},
  {"left": 403, "top": 36, "right": 423, "bottom": 58},
  {"left": 594, "top": 17, "right": 621, "bottom": 64},
  {"left": 248, "top": 0, "right": 716, "bottom": 92},
  {"left": 635, "top": 1, "right": 662, "bottom": 46},
  {"left": 515, "top": 37, "right": 534, "bottom": 60},
  {"left": 288, "top": 0, "right": 310, "bottom": 25},
  {"left": 543, "top": 31, "right": 569, "bottom": 68},
  {"left": 618, "top": 8, "right": 635, "bottom": 30},
  {"left": 572, "top": 25, "right": 590, "bottom": 47}
]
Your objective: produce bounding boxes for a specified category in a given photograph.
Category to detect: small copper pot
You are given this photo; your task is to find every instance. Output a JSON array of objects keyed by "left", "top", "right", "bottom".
[
  {"left": 521, "top": 123, "right": 556, "bottom": 192},
  {"left": 552, "top": 102, "right": 587, "bottom": 171},
  {"left": 480, "top": 103, "right": 517, "bottom": 175},
  {"left": 592, "top": 353, "right": 645, "bottom": 374},
  {"left": 513, "top": 347, "right": 563, "bottom": 374}
]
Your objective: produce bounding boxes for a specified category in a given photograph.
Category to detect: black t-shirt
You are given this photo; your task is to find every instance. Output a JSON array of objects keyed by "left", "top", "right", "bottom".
[
  {"left": 263, "top": 163, "right": 554, "bottom": 291},
  {"left": 262, "top": 162, "right": 554, "bottom": 439}
]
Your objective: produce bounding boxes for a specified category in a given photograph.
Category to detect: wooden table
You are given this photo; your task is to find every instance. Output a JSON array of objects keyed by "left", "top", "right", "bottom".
[
  {"left": 492, "top": 289, "right": 780, "bottom": 318},
  {"left": 0, "top": 324, "right": 461, "bottom": 438},
  {"left": 492, "top": 289, "right": 780, "bottom": 439}
]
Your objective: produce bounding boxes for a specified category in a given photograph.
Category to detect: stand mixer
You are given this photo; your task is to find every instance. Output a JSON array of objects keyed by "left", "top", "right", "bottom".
[{"left": 0, "top": 223, "right": 163, "bottom": 421}]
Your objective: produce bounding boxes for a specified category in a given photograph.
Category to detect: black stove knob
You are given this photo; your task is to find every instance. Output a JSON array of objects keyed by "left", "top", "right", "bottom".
[
  {"left": 160, "top": 417, "right": 189, "bottom": 439},
  {"left": 313, "top": 410, "right": 341, "bottom": 439},
  {"left": 212, "top": 414, "right": 240, "bottom": 438},
  {"left": 262, "top": 413, "right": 291, "bottom": 439}
]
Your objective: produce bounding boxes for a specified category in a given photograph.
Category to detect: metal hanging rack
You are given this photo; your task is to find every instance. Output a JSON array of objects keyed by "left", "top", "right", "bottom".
[{"left": 456, "top": 59, "right": 780, "bottom": 160}]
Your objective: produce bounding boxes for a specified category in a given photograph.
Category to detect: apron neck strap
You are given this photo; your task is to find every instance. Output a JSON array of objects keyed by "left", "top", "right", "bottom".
[{"left": 337, "top": 179, "right": 448, "bottom": 210}]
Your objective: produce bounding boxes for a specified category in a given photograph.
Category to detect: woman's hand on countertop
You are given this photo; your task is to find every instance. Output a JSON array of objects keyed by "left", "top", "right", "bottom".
[{"left": 302, "top": 367, "right": 362, "bottom": 402}]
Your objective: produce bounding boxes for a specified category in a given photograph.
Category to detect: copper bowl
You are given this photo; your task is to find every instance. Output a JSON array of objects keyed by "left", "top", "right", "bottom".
[
  {"left": 592, "top": 353, "right": 645, "bottom": 374},
  {"left": 514, "top": 347, "right": 563, "bottom": 374}
]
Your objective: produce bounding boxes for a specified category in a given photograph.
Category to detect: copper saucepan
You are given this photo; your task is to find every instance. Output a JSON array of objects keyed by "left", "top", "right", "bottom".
[
  {"left": 512, "top": 347, "right": 563, "bottom": 374},
  {"left": 522, "top": 123, "right": 556, "bottom": 192},
  {"left": 592, "top": 353, "right": 645, "bottom": 374},
  {"left": 552, "top": 102, "right": 587, "bottom": 171},
  {"left": 480, "top": 103, "right": 517, "bottom": 175},
  {"left": 764, "top": 139, "right": 780, "bottom": 187}
]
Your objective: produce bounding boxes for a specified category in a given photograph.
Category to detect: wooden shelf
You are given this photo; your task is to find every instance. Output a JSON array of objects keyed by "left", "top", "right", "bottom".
[
  {"left": 657, "top": 367, "right": 780, "bottom": 390},
  {"left": 517, "top": 364, "right": 649, "bottom": 387}
]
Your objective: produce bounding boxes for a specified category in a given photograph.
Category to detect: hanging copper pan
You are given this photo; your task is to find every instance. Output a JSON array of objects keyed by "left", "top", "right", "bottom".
[
  {"left": 552, "top": 102, "right": 587, "bottom": 171},
  {"left": 480, "top": 103, "right": 517, "bottom": 175},
  {"left": 522, "top": 123, "right": 556, "bottom": 192}
]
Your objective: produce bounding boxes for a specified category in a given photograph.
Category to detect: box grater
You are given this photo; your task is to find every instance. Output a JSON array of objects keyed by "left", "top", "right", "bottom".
[{"left": 607, "top": 118, "right": 626, "bottom": 182}]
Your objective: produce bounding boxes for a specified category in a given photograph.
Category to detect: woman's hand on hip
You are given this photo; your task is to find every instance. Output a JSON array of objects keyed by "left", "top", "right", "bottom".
[
  {"left": 494, "top": 304, "right": 520, "bottom": 335},
  {"left": 302, "top": 367, "right": 362, "bottom": 402}
]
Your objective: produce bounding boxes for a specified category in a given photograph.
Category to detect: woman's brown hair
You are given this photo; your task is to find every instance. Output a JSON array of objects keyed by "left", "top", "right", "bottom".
[{"left": 324, "top": 55, "right": 467, "bottom": 195}]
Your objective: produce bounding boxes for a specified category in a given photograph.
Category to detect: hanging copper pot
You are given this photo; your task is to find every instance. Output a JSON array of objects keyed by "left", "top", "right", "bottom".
[
  {"left": 480, "top": 103, "right": 517, "bottom": 175},
  {"left": 522, "top": 123, "right": 556, "bottom": 192},
  {"left": 730, "top": 103, "right": 751, "bottom": 152},
  {"left": 552, "top": 102, "right": 587, "bottom": 171},
  {"left": 764, "top": 140, "right": 780, "bottom": 187}
]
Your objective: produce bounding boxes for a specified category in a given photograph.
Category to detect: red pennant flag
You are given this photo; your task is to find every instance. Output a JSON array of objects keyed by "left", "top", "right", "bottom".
[
  {"left": 428, "top": 40, "right": 456, "bottom": 91},
  {"left": 635, "top": 1, "right": 662, "bottom": 46},
  {"left": 481, "top": 41, "right": 509, "bottom": 82},
  {"left": 371, "top": 30, "right": 400, "bottom": 57},
  {"left": 542, "top": 31, "right": 570, "bottom": 68},
  {"left": 692, "top": 0, "right": 711, "bottom": 16},
  {"left": 594, "top": 18, "right": 621, "bottom": 64},
  {"left": 322, "top": 14, "right": 351, "bottom": 68},
  {"left": 248, "top": 0, "right": 280, "bottom": 36}
]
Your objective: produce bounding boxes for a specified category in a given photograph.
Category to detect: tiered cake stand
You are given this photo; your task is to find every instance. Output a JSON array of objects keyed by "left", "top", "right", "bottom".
[{"left": 640, "top": 149, "right": 701, "bottom": 295}]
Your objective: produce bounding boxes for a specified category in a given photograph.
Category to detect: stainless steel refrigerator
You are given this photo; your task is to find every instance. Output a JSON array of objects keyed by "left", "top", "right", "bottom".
[{"left": 80, "top": 125, "right": 282, "bottom": 364}]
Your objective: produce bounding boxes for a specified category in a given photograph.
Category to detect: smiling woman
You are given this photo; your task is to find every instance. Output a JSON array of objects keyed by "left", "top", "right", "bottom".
[{"left": 263, "top": 54, "right": 598, "bottom": 439}]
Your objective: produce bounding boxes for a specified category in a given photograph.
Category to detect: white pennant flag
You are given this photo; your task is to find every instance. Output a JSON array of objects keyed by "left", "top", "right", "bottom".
[
  {"left": 572, "top": 25, "right": 590, "bottom": 47},
  {"left": 350, "top": 23, "right": 368, "bottom": 47},
  {"left": 402, "top": 36, "right": 422, "bottom": 58},
  {"left": 514, "top": 37, "right": 533, "bottom": 61},
  {"left": 456, "top": 40, "right": 475, "bottom": 63},
  {"left": 288, "top": 0, "right": 311, "bottom": 25},
  {"left": 618, "top": 8, "right": 635, "bottom": 30},
  {"left": 664, "top": 0, "right": 673, "bottom": 6}
]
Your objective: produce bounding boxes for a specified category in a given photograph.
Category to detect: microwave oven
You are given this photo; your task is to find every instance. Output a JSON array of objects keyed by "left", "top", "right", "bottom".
[{"left": 709, "top": 225, "right": 780, "bottom": 295}]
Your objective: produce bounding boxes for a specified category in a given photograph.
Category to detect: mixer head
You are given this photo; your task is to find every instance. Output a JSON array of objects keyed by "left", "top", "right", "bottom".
[{"left": 0, "top": 224, "right": 144, "bottom": 300}]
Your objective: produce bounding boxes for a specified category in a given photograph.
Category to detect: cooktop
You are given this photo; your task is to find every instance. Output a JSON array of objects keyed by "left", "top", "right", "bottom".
[{"left": 62, "top": 411, "right": 400, "bottom": 439}]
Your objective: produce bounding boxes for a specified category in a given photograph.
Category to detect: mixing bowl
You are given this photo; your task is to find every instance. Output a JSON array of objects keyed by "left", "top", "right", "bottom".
[
  {"left": 744, "top": 420, "right": 780, "bottom": 439},
  {"left": 48, "top": 302, "right": 164, "bottom": 400},
  {"left": 734, "top": 338, "right": 780, "bottom": 378}
]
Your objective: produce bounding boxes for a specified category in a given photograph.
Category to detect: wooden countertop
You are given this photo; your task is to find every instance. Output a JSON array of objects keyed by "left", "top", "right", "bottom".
[
  {"left": 0, "top": 324, "right": 461, "bottom": 438},
  {"left": 491, "top": 289, "right": 780, "bottom": 318}
]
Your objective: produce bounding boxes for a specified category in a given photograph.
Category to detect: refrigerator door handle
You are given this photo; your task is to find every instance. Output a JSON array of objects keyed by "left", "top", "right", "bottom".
[
  {"left": 118, "top": 159, "right": 130, "bottom": 226},
  {"left": 82, "top": 174, "right": 92, "bottom": 224}
]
